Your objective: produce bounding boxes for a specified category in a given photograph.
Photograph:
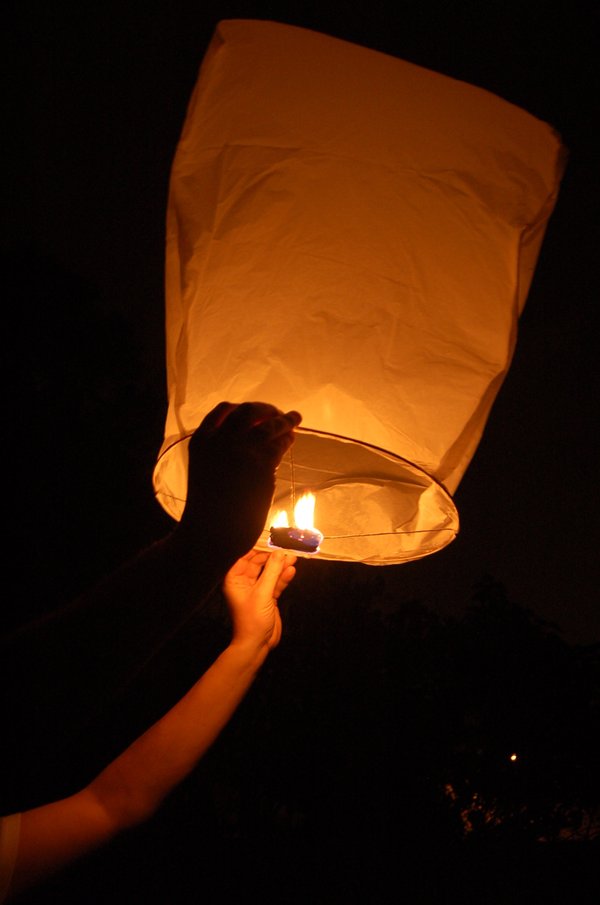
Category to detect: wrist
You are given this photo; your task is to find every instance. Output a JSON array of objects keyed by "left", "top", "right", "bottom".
[{"left": 227, "top": 636, "right": 271, "bottom": 671}]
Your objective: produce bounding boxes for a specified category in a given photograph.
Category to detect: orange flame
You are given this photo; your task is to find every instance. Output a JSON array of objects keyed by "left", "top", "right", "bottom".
[{"left": 271, "top": 492, "right": 317, "bottom": 530}]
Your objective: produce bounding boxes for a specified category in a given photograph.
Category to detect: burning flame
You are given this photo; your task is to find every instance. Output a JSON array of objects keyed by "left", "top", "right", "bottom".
[
  {"left": 294, "top": 492, "right": 316, "bottom": 529},
  {"left": 272, "top": 492, "right": 316, "bottom": 529},
  {"left": 271, "top": 509, "right": 290, "bottom": 528}
]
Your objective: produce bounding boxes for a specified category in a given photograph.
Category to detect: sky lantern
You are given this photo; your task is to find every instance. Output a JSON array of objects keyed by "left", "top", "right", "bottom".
[{"left": 153, "top": 19, "right": 565, "bottom": 565}]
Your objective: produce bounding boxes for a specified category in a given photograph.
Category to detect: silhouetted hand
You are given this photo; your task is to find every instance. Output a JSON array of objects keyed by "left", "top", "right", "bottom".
[{"left": 177, "top": 402, "right": 301, "bottom": 562}]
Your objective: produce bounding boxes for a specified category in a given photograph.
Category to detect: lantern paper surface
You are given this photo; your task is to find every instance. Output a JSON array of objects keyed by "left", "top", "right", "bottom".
[{"left": 153, "top": 19, "right": 564, "bottom": 565}]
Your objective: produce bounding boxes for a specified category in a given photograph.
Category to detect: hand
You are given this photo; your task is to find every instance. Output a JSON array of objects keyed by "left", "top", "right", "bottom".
[
  {"left": 178, "top": 402, "right": 302, "bottom": 562},
  {"left": 223, "top": 550, "right": 297, "bottom": 652}
]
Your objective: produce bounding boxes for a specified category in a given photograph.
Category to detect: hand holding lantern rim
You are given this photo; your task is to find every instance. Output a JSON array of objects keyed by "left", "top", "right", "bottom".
[{"left": 178, "top": 402, "right": 302, "bottom": 561}]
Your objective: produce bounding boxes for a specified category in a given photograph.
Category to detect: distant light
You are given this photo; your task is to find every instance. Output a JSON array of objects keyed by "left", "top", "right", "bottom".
[{"left": 509, "top": 753, "right": 518, "bottom": 762}]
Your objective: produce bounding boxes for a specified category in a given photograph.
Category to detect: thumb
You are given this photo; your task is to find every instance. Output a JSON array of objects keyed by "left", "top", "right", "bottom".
[{"left": 259, "top": 550, "right": 287, "bottom": 596}]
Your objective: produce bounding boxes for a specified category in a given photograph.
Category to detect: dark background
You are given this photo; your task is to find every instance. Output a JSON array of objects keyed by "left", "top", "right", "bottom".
[
  {"left": 3, "top": 1, "right": 599, "bottom": 902},
  {"left": 4, "top": 0, "right": 598, "bottom": 645}
]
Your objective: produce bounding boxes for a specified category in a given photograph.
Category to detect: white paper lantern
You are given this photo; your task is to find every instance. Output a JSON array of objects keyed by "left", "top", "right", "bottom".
[{"left": 153, "top": 19, "right": 565, "bottom": 565}]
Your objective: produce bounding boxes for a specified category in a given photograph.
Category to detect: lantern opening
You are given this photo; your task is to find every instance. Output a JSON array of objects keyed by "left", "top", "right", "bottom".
[{"left": 154, "top": 427, "right": 460, "bottom": 564}]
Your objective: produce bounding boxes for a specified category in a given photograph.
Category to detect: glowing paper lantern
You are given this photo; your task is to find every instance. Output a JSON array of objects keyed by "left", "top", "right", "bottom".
[{"left": 153, "top": 19, "right": 564, "bottom": 565}]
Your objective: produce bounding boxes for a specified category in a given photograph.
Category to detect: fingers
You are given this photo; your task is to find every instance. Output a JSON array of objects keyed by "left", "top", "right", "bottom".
[
  {"left": 217, "top": 402, "right": 285, "bottom": 436},
  {"left": 249, "top": 411, "right": 302, "bottom": 444},
  {"left": 245, "top": 550, "right": 269, "bottom": 565},
  {"left": 259, "top": 548, "right": 285, "bottom": 583},
  {"left": 260, "top": 551, "right": 297, "bottom": 599},
  {"left": 196, "top": 402, "right": 238, "bottom": 435},
  {"left": 226, "top": 550, "right": 268, "bottom": 584},
  {"left": 247, "top": 410, "right": 302, "bottom": 468},
  {"left": 193, "top": 403, "right": 301, "bottom": 461},
  {"left": 213, "top": 403, "right": 301, "bottom": 440},
  {"left": 274, "top": 563, "right": 296, "bottom": 600},
  {"left": 252, "top": 410, "right": 302, "bottom": 433},
  {"left": 195, "top": 403, "right": 302, "bottom": 475}
]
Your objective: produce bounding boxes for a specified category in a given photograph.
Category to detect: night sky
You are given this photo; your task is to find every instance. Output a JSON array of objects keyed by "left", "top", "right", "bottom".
[
  {"left": 5, "top": 0, "right": 598, "bottom": 645},
  {"left": 3, "top": 2, "right": 599, "bottom": 902}
]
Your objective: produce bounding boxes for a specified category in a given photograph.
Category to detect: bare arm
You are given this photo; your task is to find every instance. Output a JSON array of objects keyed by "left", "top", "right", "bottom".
[
  {"left": 7, "top": 550, "right": 296, "bottom": 899},
  {"left": 1, "top": 403, "right": 301, "bottom": 797}
]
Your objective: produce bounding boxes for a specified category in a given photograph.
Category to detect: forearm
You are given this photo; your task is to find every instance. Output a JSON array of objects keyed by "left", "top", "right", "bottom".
[
  {"left": 87, "top": 638, "right": 269, "bottom": 827},
  {"left": 4, "top": 548, "right": 292, "bottom": 900},
  {"left": 48, "top": 529, "right": 232, "bottom": 694},
  {"left": 6, "top": 639, "right": 270, "bottom": 899},
  {"left": 1, "top": 529, "right": 232, "bottom": 793}
]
